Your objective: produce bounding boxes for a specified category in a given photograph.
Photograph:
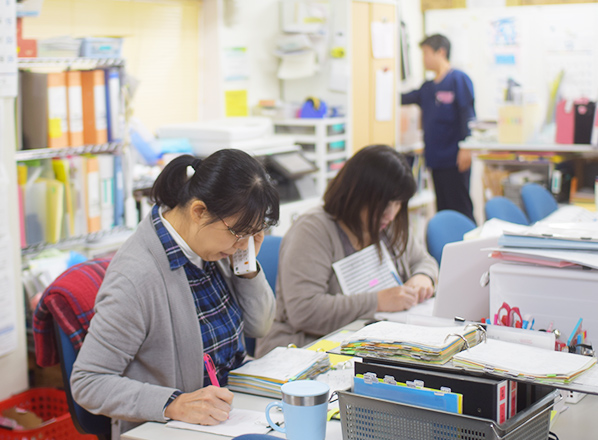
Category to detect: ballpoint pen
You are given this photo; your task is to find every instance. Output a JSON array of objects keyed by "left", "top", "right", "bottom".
[
  {"left": 203, "top": 353, "right": 220, "bottom": 387},
  {"left": 391, "top": 271, "right": 403, "bottom": 286}
]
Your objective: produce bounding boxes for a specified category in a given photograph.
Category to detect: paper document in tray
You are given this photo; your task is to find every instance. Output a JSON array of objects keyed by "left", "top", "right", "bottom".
[
  {"left": 333, "top": 242, "right": 399, "bottom": 295},
  {"left": 453, "top": 338, "right": 596, "bottom": 384}
]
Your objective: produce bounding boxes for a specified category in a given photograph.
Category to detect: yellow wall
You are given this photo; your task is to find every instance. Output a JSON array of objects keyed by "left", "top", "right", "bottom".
[{"left": 22, "top": 0, "right": 201, "bottom": 132}]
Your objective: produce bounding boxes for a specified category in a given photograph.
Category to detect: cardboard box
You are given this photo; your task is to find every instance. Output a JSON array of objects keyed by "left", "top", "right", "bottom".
[{"left": 498, "top": 104, "right": 539, "bottom": 144}]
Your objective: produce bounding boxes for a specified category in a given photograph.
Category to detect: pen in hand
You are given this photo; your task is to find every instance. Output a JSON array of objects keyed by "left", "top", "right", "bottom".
[
  {"left": 391, "top": 271, "right": 403, "bottom": 286},
  {"left": 203, "top": 353, "right": 220, "bottom": 387}
]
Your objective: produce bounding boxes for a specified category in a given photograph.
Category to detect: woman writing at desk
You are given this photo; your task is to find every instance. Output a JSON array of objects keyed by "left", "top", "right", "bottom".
[
  {"left": 71, "top": 150, "right": 279, "bottom": 438},
  {"left": 256, "top": 145, "right": 438, "bottom": 357}
]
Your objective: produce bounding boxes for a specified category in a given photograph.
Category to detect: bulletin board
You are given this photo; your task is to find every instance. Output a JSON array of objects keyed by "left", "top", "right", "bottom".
[{"left": 425, "top": 3, "right": 598, "bottom": 122}]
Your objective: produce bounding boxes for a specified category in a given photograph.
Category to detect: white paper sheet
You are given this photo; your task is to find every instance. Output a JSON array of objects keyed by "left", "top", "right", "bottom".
[
  {"left": 332, "top": 242, "right": 399, "bottom": 296},
  {"left": 0, "top": 0, "right": 17, "bottom": 98},
  {"left": 371, "top": 21, "right": 394, "bottom": 59},
  {"left": 375, "top": 69, "right": 393, "bottom": 121},
  {"left": 166, "top": 408, "right": 284, "bottom": 437}
]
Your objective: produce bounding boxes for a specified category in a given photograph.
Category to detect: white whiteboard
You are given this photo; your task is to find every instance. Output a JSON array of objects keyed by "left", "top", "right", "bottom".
[{"left": 426, "top": 4, "right": 598, "bottom": 121}]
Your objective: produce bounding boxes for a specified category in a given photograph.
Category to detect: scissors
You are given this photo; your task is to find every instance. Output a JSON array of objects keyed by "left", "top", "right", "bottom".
[{"left": 495, "top": 302, "right": 523, "bottom": 328}]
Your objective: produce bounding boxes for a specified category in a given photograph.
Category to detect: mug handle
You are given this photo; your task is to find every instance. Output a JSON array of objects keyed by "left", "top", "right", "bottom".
[{"left": 265, "top": 401, "right": 285, "bottom": 434}]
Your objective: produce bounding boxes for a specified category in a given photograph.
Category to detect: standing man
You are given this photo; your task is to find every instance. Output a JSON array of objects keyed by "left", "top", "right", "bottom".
[{"left": 402, "top": 34, "right": 476, "bottom": 222}]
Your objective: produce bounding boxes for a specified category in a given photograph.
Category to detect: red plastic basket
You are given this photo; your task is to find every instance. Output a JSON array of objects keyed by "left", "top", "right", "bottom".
[{"left": 0, "top": 388, "right": 96, "bottom": 440}]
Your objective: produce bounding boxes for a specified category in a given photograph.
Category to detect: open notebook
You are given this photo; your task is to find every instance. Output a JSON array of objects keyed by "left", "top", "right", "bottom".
[{"left": 228, "top": 346, "right": 331, "bottom": 398}]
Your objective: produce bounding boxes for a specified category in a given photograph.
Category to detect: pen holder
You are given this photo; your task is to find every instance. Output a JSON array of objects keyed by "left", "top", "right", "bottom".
[{"left": 265, "top": 380, "right": 329, "bottom": 440}]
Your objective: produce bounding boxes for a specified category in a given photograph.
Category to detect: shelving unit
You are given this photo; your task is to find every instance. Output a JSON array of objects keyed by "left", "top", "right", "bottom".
[
  {"left": 273, "top": 118, "right": 349, "bottom": 196},
  {"left": 16, "top": 57, "right": 132, "bottom": 258}
]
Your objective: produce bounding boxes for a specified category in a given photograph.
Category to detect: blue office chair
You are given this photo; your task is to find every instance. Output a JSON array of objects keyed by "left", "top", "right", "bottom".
[
  {"left": 485, "top": 196, "right": 529, "bottom": 225},
  {"left": 257, "top": 235, "right": 283, "bottom": 292},
  {"left": 426, "top": 210, "right": 477, "bottom": 265},
  {"left": 37, "top": 259, "right": 112, "bottom": 440},
  {"left": 245, "top": 235, "right": 282, "bottom": 357},
  {"left": 520, "top": 183, "right": 558, "bottom": 223},
  {"left": 55, "top": 324, "right": 111, "bottom": 440}
]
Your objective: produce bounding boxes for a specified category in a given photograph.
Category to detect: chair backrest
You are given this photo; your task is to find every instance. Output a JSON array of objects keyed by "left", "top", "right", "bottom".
[
  {"left": 484, "top": 196, "right": 530, "bottom": 225},
  {"left": 520, "top": 183, "right": 558, "bottom": 223},
  {"left": 245, "top": 235, "right": 282, "bottom": 357},
  {"left": 48, "top": 259, "right": 112, "bottom": 440},
  {"left": 257, "top": 235, "right": 283, "bottom": 292},
  {"left": 426, "top": 210, "right": 477, "bottom": 265}
]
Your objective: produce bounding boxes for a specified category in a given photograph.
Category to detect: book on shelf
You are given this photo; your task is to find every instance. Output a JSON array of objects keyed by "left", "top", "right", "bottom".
[
  {"left": 85, "top": 155, "right": 101, "bottom": 233},
  {"left": 98, "top": 154, "right": 115, "bottom": 231},
  {"left": 69, "top": 155, "right": 89, "bottom": 237},
  {"left": 104, "top": 67, "right": 123, "bottom": 142},
  {"left": 228, "top": 346, "right": 331, "bottom": 398},
  {"left": 52, "top": 158, "right": 75, "bottom": 238},
  {"left": 20, "top": 71, "right": 69, "bottom": 149},
  {"left": 113, "top": 155, "right": 125, "bottom": 227},
  {"left": 81, "top": 70, "right": 108, "bottom": 145},
  {"left": 65, "top": 70, "right": 84, "bottom": 147}
]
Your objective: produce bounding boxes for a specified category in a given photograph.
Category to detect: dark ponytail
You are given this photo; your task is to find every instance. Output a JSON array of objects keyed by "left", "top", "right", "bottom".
[{"left": 150, "top": 150, "right": 279, "bottom": 232}]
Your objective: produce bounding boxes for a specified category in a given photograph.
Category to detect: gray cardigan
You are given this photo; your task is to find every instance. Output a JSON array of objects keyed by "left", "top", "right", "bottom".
[
  {"left": 255, "top": 206, "right": 438, "bottom": 358},
  {"left": 71, "top": 213, "right": 275, "bottom": 438}
]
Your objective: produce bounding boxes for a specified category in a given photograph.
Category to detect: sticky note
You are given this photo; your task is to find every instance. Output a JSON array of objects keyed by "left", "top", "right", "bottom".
[
  {"left": 49, "top": 118, "right": 62, "bottom": 138},
  {"left": 369, "top": 278, "right": 379, "bottom": 287}
]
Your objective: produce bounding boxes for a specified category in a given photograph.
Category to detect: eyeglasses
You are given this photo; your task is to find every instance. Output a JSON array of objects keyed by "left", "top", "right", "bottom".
[{"left": 220, "top": 217, "right": 268, "bottom": 243}]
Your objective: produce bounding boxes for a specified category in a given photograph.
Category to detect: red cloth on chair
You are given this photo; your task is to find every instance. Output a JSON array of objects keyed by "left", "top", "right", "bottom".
[{"left": 33, "top": 258, "right": 111, "bottom": 367}]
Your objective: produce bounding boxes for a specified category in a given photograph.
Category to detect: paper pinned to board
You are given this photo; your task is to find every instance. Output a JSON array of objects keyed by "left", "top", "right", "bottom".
[
  {"left": 371, "top": 21, "right": 394, "bottom": 59},
  {"left": 332, "top": 242, "right": 399, "bottom": 296},
  {"left": 375, "top": 69, "right": 393, "bottom": 121}
]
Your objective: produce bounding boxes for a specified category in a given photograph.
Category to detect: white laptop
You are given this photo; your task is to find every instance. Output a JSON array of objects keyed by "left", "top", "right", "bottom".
[{"left": 432, "top": 236, "right": 499, "bottom": 322}]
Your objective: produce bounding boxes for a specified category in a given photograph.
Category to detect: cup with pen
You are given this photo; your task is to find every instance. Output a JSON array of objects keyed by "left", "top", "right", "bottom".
[{"left": 265, "top": 380, "right": 330, "bottom": 440}]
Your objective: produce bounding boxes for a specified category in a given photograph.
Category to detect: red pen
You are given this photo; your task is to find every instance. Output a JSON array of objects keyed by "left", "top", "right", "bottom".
[{"left": 203, "top": 353, "right": 220, "bottom": 387}]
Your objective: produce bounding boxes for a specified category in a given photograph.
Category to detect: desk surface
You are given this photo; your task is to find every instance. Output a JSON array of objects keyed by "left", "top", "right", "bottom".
[{"left": 122, "top": 392, "right": 598, "bottom": 440}]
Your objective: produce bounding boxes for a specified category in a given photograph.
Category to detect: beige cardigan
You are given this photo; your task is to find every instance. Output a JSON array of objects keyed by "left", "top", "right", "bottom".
[{"left": 255, "top": 206, "right": 438, "bottom": 358}]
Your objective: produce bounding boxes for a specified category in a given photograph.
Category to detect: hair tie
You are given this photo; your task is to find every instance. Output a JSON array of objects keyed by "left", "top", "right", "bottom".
[{"left": 186, "top": 158, "right": 202, "bottom": 179}]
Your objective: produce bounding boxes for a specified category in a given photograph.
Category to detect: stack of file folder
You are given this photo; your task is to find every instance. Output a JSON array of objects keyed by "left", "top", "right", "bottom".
[
  {"left": 228, "top": 347, "right": 331, "bottom": 398},
  {"left": 453, "top": 339, "right": 597, "bottom": 384},
  {"left": 340, "top": 322, "right": 483, "bottom": 365}
]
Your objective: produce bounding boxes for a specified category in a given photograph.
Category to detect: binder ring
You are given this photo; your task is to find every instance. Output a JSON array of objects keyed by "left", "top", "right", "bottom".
[
  {"left": 444, "top": 333, "right": 470, "bottom": 351},
  {"left": 287, "top": 343, "right": 297, "bottom": 349},
  {"left": 465, "top": 323, "right": 487, "bottom": 344}
]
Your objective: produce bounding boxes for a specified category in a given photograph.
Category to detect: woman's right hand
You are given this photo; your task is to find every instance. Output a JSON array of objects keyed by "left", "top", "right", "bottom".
[
  {"left": 164, "top": 386, "right": 234, "bottom": 425},
  {"left": 376, "top": 286, "right": 419, "bottom": 312}
]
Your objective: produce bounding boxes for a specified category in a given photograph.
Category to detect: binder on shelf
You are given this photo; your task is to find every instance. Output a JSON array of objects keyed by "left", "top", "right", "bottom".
[
  {"left": 104, "top": 67, "right": 122, "bottom": 142},
  {"left": 68, "top": 155, "right": 89, "bottom": 237},
  {"left": 66, "top": 70, "right": 84, "bottom": 147},
  {"left": 98, "top": 154, "right": 115, "bottom": 230},
  {"left": 85, "top": 155, "right": 101, "bottom": 233},
  {"left": 52, "top": 158, "right": 75, "bottom": 238},
  {"left": 41, "top": 178, "right": 65, "bottom": 244},
  {"left": 113, "top": 154, "right": 124, "bottom": 227},
  {"left": 24, "top": 180, "right": 47, "bottom": 246},
  {"left": 21, "top": 71, "right": 69, "bottom": 149},
  {"left": 354, "top": 372, "right": 463, "bottom": 415},
  {"left": 355, "top": 360, "right": 510, "bottom": 423},
  {"left": 228, "top": 346, "right": 331, "bottom": 398},
  {"left": 81, "top": 70, "right": 108, "bottom": 145}
]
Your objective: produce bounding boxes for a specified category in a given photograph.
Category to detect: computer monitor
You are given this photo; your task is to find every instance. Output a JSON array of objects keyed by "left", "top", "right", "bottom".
[{"left": 432, "top": 236, "right": 499, "bottom": 322}]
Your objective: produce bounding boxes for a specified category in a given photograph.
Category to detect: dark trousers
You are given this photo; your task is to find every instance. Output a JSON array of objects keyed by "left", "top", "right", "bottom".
[{"left": 431, "top": 166, "right": 475, "bottom": 224}]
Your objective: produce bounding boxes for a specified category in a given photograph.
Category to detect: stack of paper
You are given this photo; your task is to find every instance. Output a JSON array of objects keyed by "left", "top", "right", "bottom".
[
  {"left": 228, "top": 347, "right": 331, "bottom": 398},
  {"left": 453, "top": 339, "right": 596, "bottom": 384},
  {"left": 340, "top": 322, "right": 482, "bottom": 365}
]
